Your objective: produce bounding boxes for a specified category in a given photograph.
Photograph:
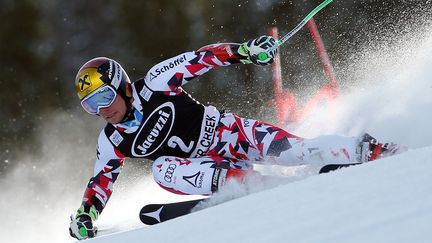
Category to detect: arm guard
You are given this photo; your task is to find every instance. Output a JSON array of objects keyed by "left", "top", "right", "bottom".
[
  {"left": 144, "top": 43, "right": 251, "bottom": 95},
  {"left": 80, "top": 158, "right": 124, "bottom": 218}
]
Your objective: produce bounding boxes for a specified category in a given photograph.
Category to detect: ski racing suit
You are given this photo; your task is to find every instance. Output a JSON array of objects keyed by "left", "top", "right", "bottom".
[{"left": 80, "top": 43, "right": 362, "bottom": 216}]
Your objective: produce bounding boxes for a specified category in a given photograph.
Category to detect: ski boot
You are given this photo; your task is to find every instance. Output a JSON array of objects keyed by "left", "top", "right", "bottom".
[{"left": 357, "top": 133, "right": 407, "bottom": 162}]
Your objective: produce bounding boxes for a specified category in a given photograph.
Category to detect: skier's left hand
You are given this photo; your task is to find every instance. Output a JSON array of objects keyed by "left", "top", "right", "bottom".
[
  {"left": 241, "top": 35, "right": 277, "bottom": 66},
  {"left": 69, "top": 206, "right": 99, "bottom": 240},
  {"left": 69, "top": 214, "right": 98, "bottom": 240}
]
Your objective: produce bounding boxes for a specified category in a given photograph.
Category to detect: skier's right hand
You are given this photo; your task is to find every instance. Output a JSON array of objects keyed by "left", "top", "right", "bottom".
[
  {"left": 240, "top": 35, "right": 277, "bottom": 66},
  {"left": 69, "top": 207, "right": 98, "bottom": 240}
]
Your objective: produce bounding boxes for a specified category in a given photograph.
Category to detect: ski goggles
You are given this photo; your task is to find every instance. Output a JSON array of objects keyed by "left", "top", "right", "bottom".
[{"left": 80, "top": 85, "right": 117, "bottom": 115}]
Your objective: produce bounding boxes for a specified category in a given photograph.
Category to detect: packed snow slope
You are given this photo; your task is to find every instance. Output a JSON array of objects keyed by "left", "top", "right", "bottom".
[{"left": 87, "top": 148, "right": 432, "bottom": 243}]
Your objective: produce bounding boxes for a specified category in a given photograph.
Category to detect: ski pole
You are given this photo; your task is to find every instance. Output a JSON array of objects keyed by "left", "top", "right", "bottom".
[{"left": 258, "top": 0, "right": 333, "bottom": 61}]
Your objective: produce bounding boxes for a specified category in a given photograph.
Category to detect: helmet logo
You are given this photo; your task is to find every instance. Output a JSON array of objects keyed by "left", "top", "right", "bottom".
[{"left": 78, "top": 74, "right": 91, "bottom": 91}]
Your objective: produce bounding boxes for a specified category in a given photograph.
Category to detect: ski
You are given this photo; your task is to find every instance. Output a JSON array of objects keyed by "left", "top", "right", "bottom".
[{"left": 139, "top": 198, "right": 207, "bottom": 225}]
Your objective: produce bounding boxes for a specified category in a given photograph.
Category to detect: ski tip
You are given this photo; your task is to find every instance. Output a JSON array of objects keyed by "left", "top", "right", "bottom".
[
  {"left": 139, "top": 199, "right": 206, "bottom": 225},
  {"left": 139, "top": 204, "right": 164, "bottom": 225}
]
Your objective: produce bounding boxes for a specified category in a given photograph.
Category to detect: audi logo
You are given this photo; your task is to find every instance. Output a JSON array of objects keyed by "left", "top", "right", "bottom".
[{"left": 164, "top": 164, "right": 177, "bottom": 182}]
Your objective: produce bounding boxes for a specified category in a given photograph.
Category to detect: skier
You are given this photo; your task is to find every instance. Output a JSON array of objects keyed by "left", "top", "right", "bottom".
[{"left": 69, "top": 35, "right": 400, "bottom": 240}]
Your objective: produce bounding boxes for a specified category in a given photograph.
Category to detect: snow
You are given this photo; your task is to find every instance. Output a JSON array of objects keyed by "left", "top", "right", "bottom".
[{"left": 87, "top": 147, "right": 432, "bottom": 243}]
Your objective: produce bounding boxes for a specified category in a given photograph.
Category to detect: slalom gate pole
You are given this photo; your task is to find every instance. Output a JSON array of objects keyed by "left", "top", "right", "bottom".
[
  {"left": 269, "top": 27, "right": 284, "bottom": 125},
  {"left": 307, "top": 18, "right": 339, "bottom": 93},
  {"left": 269, "top": 27, "right": 299, "bottom": 126}
]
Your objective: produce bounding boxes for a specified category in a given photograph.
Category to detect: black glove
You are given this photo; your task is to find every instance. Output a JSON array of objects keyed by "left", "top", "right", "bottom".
[{"left": 241, "top": 35, "right": 278, "bottom": 65}]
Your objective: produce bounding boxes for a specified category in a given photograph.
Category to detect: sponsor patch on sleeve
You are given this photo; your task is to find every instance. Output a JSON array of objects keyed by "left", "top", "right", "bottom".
[
  {"left": 109, "top": 130, "right": 124, "bottom": 147},
  {"left": 140, "top": 85, "right": 153, "bottom": 102}
]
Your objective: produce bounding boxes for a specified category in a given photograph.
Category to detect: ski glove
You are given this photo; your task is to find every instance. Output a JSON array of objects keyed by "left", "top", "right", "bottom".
[
  {"left": 240, "top": 35, "right": 277, "bottom": 66},
  {"left": 69, "top": 206, "right": 99, "bottom": 240}
]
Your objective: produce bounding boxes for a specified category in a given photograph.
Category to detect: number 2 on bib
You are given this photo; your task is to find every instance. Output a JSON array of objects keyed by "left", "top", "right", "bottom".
[{"left": 168, "top": 136, "right": 195, "bottom": 153}]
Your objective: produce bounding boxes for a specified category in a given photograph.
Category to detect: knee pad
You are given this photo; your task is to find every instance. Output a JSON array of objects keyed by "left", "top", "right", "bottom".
[
  {"left": 152, "top": 156, "right": 252, "bottom": 195},
  {"left": 152, "top": 156, "right": 216, "bottom": 195}
]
